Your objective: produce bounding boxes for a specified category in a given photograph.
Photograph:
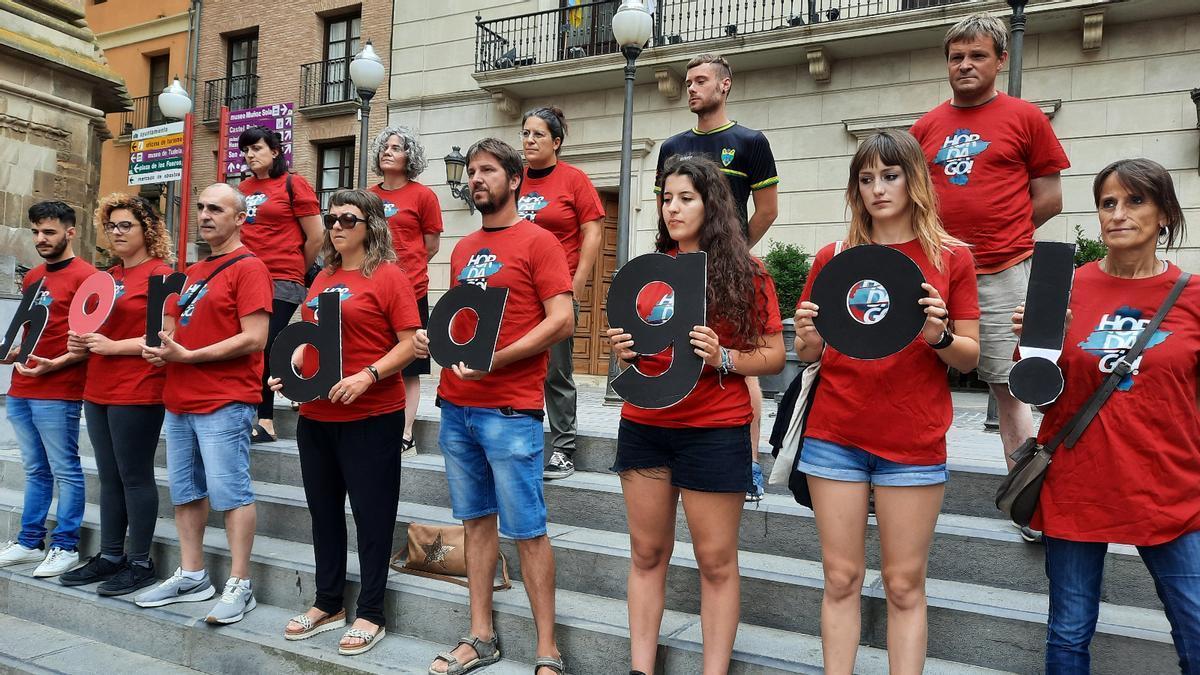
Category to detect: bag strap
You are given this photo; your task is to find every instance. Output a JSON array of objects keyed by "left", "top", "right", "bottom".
[
  {"left": 285, "top": 172, "right": 295, "bottom": 206},
  {"left": 177, "top": 253, "right": 254, "bottom": 316},
  {"left": 1046, "top": 271, "right": 1191, "bottom": 452}
]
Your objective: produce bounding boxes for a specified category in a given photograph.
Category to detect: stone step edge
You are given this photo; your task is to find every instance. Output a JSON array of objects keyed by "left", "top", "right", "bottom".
[
  {"left": 0, "top": 613, "right": 207, "bottom": 675},
  {"left": 0, "top": 488, "right": 1005, "bottom": 675}
]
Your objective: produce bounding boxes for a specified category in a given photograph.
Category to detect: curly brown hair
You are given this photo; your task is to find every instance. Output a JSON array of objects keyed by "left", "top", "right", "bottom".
[
  {"left": 93, "top": 192, "right": 174, "bottom": 264},
  {"left": 655, "top": 154, "right": 767, "bottom": 348}
]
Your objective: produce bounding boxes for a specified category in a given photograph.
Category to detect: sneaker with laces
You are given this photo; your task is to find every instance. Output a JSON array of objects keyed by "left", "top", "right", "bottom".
[
  {"left": 0, "top": 541, "right": 44, "bottom": 568},
  {"left": 205, "top": 577, "right": 257, "bottom": 625},
  {"left": 98, "top": 559, "right": 157, "bottom": 597},
  {"left": 60, "top": 553, "right": 123, "bottom": 587},
  {"left": 746, "top": 461, "right": 765, "bottom": 503},
  {"left": 543, "top": 451, "right": 575, "bottom": 480},
  {"left": 32, "top": 547, "right": 78, "bottom": 578},
  {"left": 135, "top": 568, "right": 215, "bottom": 607}
]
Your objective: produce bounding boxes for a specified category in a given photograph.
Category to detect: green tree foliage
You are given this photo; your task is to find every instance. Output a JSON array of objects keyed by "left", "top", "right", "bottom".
[
  {"left": 763, "top": 240, "right": 810, "bottom": 320},
  {"left": 1073, "top": 224, "right": 1107, "bottom": 268}
]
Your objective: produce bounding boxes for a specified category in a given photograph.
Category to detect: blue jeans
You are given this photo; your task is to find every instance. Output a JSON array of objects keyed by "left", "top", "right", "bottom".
[
  {"left": 6, "top": 396, "right": 84, "bottom": 550},
  {"left": 1045, "top": 531, "right": 1200, "bottom": 674}
]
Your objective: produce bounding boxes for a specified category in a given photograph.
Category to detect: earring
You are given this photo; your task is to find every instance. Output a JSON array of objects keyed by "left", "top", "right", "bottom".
[{"left": 1158, "top": 225, "right": 1169, "bottom": 245}]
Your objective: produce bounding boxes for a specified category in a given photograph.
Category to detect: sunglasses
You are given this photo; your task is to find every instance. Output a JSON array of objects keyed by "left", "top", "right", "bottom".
[
  {"left": 323, "top": 213, "right": 368, "bottom": 229},
  {"left": 102, "top": 221, "right": 139, "bottom": 234}
]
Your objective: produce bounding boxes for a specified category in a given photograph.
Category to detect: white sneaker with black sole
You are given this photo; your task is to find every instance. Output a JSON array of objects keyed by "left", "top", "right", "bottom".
[
  {"left": 32, "top": 547, "right": 79, "bottom": 578},
  {"left": 543, "top": 451, "right": 575, "bottom": 480},
  {"left": 135, "top": 568, "right": 216, "bottom": 607}
]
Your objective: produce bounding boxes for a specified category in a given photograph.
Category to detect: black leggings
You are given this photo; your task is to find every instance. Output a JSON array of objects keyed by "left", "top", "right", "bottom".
[
  {"left": 296, "top": 410, "right": 404, "bottom": 627},
  {"left": 260, "top": 298, "right": 299, "bottom": 420},
  {"left": 83, "top": 403, "right": 165, "bottom": 559}
]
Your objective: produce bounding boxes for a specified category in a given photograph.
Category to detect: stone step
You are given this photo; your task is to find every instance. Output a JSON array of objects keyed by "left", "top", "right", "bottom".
[
  {"left": 0, "top": 491, "right": 1005, "bottom": 675},
  {"left": 0, "top": 445, "right": 1161, "bottom": 611},
  {"left": 0, "top": 613, "right": 206, "bottom": 675}
]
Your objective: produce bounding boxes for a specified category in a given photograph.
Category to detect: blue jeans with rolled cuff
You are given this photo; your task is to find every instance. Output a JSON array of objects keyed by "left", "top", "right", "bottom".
[{"left": 7, "top": 396, "right": 84, "bottom": 551}]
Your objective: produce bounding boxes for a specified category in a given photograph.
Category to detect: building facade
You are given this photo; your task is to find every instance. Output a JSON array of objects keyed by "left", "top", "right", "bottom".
[{"left": 388, "top": 0, "right": 1200, "bottom": 377}]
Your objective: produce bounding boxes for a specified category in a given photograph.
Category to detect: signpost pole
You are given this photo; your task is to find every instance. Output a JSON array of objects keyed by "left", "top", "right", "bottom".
[
  {"left": 217, "top": 105, "right": 229, "bottom": 183},
  {"left": 177, "top": 112, "right": 194, "bottom": 271}
]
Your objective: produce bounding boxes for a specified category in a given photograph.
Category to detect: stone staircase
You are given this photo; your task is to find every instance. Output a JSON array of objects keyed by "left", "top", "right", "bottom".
[{"left": 0, "top": 403, "right": 1179, "bottom": 674}]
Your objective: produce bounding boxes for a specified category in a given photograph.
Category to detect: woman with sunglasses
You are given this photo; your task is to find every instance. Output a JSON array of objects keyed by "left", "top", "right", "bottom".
[
  {"left": 269, "top": 189, "right": 420, "bottom": 655},
  {"left": 62, "top": 194, "right": 174, "bottom": 596},
  {"left": 237, "top": 125, "right": 325, "bottom": 443}
]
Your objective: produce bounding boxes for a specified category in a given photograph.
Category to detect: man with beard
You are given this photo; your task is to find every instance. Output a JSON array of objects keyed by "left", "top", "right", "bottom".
[
  {"left": 414, "top": 138, "right": 572, "bottom": 675},
  {"left": 0, "top": 201, "right": 94, "bottom": 578},
  {"left": 656, "top": 53, "right": 779, "bottom": 502}
]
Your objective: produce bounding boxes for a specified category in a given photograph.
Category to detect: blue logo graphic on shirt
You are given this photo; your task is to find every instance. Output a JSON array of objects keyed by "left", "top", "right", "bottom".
[
  {"left": 177, "top": 283, "right": 207, "bottom": 326},
  {"left": 721, "top": 147, "right": 735, "bottom": 167},
  {"left": 306, "top": 284, "right": 352, "bottom": 320},
  {"left": 34, "top": 287, "right": 52, "bottom": 308},
  {"left": 383, "top": 201, "right": 399, "bottom": 218},
  {"left": 245, "top": 192, "right": 268, "bottom": 223},
  {"left": 457, "top": 249, "right": 504, "bottom": 289},
  {"left": 516, "top": 193, "right": 550, "bottom": 223},
  {"left": 114, "top": 281, "right": 126, "bottom": 301},
  {"left": 643, "top": 291, "right": 674, "bottom": 325},
  {"left": 846, "top": 279, "right": 889, "bottom": 325},
  {"left": 934, "top": 128, "right": 991, "bottom": 186},
  {"left": 1077, "top": 306, "right": 1170, "bottom": 391}
]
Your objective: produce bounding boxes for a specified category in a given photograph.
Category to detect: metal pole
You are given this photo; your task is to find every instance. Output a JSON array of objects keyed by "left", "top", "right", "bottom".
[
  {"left": 177, "top": 112, "right": 194, "bottom": 270},
  {"left": 604, "top": 45, "right": 641, "bottom": 403},
  {"left": 165, "top": 181, "right": 177, "bottom": 249},
  {"left": 1007, "top": 0, "right": 1027, "bottom": 98},
  {"left": 356, "top": 90, "right": 374, "bottom": 189}
]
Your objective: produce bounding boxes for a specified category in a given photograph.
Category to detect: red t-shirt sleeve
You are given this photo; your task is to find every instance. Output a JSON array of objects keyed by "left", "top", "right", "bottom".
[
  {"left": 289, "top": 174, "right": 321, "bottom": 217},
  {"left": 419, "top": 188, "right": 444, "bottom": 235},
  {"left": 571, "top": 170, "right": 605, "bottom": 225},
  {"left": 946, "top": 246, "right": 981, "bottom": 320},
  {"left": 530, "top": 233, "right": 573, "bottom": 302},
  {"left": 383, "top": 265, "right": 423, "bottom": 332},
  {"left": 798, "top": 243, "right": 835, "bottom": 306},
  {"left": 235, "top": 262, "right": 274, "bottom": 317},
  {"left": 758, "top": 270, "right": 784, "bottom": 335},
  {"left": 1024, "top": 108, "right": 1070, "bottom": 178}
]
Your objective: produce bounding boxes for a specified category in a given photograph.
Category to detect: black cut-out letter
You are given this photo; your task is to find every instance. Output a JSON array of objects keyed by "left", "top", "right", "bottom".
[
  {"left": 270, "top": 292, "right": 343, "bottom": 402},
  {"left": 0, "top": 279, "right": 49, "bottom": 363},
  {"left": 1010, "top": 241, "right": 1076, "bottom": 406},
  {"left": 427, "top": 284, "right": 509, "bottom": 372},
  {"left": 144, "top": 273, "right": 187, "bottom": 348}
]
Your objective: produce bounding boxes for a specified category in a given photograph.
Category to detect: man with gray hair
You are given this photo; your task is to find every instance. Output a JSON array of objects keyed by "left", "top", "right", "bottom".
[{"left": 911, "top": 13, "right": 1069, "bottom": 541}]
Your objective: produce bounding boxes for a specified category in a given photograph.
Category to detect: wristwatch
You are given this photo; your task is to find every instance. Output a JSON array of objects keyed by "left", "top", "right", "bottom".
[
  {"left": 929, "top": 330, "right": 954, "bottom": 350},
  {"left": 363, "top": 365, "right": 381, "bottom": 382}
]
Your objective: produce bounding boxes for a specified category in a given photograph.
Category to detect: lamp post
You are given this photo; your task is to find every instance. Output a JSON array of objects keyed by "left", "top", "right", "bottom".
[
  {"left": 604, "top": 0, "right": 654, "bottom": 403},
  {"left": 158, "top": 77, "right": 194, "bottom": 270},
  {"left": 349, "top": 41, "right": 385, "bottom": 188},
  {"left": 443, "top": 146, "right": 476, "bottom": 214},
  {"left": 1007, "top": 0, "right": 1028, "bottom": 98}
]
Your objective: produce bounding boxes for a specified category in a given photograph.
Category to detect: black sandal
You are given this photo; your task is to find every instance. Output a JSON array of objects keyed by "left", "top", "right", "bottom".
[{"left": 251, "top": 423, "right": 276, "bottom": 443}]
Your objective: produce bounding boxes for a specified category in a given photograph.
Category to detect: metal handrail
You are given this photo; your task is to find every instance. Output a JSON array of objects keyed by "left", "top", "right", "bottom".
[
  {"left": 300, "top": 58, "right": 357, "bottom": 108},
  {"left": 116, "top": 95, "right": 166, "bottom": 136},
  {"left": 202, "top": 74, "right": 259, "bottom": 122}
]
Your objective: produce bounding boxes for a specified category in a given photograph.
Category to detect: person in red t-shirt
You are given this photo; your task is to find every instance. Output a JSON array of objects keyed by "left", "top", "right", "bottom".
[
  {"left": 605, "top": 155, "right": 785, "bottom": 674},
  {"left": 138, "top": 183, "right": 272, "bottom": 626},
  {"left": 60, "top": 194, "right": 174, "bottom": 596},
  {"left": 910, "top": 15, "right": 1070, "bottom": 527},
  {"left": 413, "top": 139, "right": 573, "bottom": 675},
  {"left": 795, "top": 131, "right": 980, "bottom": 673},
  {"left": 1013, "top": 159, "right": 1200, "bottom": 671},
  {"left": 0, "top": 201, "right": 93, "bottom": 578},
  {"left": 269, "top": 189, "right": 420, "bottom": 654},
  {"left": 236, "top": 125, "right": 324, "bottom": 443},
  {"left": 366, "top": 125, "right": 442, "bottom": 456}
]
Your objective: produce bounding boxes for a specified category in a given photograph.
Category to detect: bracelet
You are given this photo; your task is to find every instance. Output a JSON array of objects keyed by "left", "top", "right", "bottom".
[
  {"left": 929, "top": 330, "right": 955, "bottom": 350},
  {"left": 363, "top": 365, "right": 380, "bottom": 382},
  {"left": 717, "top": 346, "right": 736, "bottom": 374}
]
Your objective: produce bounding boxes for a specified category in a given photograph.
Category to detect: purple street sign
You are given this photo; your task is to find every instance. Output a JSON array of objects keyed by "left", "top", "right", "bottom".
[{"left": 223, "top": 102, "right": 295, "bottom": 178}]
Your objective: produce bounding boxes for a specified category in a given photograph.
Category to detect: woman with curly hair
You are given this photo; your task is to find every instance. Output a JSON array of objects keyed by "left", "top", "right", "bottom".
[
  {"left": 61, "top": 193, "right": 175, "bottom": 596},
  {"left": 605, "top": 154, "right": 785, "bottom": 674}
]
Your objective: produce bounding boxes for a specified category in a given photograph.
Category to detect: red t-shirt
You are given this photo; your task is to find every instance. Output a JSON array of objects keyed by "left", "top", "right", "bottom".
[
  {"left": 238, "top": 173, "right": 321, "bottom": 284},
  {"left": 517, "top": 161, "right": 605, "bottom": 277},
  {"left": 910, "top": 93, "right": 1069, "bottom": 273},
  {"left": 437, "top": 219, "right": 572, "bottom": 410},
  {"left": 8, "top": 257, "right": 96, "bottom": 401},
  {"left": 299, "top": 263, "right": 422, "bottom": 422},
  {"left": 162, "top": 247, "right": 273, "bottom": 414},
  {"left": 1032, "top": 263, "right": 1200, "bottom": 546},
  {"left": 368, "top": 181, "right": 443, "bottom": 298},
  {"left": 800, "top": 240, "right": 979, "bottom": 465},
  {"left": 83, "top": 258, "right": 174, "bottom": 406},
  {"left": 621, "top": 258, "right": 784, "bottom": 428}
]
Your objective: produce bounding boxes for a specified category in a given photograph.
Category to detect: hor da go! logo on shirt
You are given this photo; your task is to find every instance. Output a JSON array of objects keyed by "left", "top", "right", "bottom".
[
  {"left": 244, "top": 192, "right": 268, "bottom": 223},
  {"left": 933, "top": 128, "right": 990, "bottom": 186},
  {"left": 846, "top": 279, "right": 889, "bottom": 325},
  {"left": 383, "top": 201, "right": 399, "bottom": 218}
]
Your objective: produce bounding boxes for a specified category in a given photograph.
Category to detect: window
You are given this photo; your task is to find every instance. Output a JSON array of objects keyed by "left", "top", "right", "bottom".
[
  {"left": 226, "top": 32, "right": 258, "bottom": 111},
  {"left": 317, "top": 142, "right": 355, "bottom": 209},
  {"left": 147, "top": 54, "right": 170, "bottom": 126},
  {"left": 322, "top": 14, "right": 361, "bottom": 104}
]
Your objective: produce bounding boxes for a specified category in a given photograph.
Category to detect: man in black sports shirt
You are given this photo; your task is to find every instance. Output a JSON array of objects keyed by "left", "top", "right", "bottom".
[{"left": 655, "top": 53, "right": 780, "bottom": 501}]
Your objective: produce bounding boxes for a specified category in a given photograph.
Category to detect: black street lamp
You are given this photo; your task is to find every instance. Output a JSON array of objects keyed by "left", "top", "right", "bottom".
[
  {"left": 443, "top": 146, "right": 476, "bottom": 214},
  {"left": 349, "top": 41, "right": 385, "bottom": 189},
  {"left": 1007, "top": 0, "right": 1028, "bottom": 98}
]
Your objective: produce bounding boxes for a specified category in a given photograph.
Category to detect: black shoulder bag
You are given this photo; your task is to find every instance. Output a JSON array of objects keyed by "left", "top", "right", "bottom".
[
  {"left": 176, "top": 253, "right": 254, "bottom": 317},
  {"left": 996, "top": 271, "right": 1192, "bottom": 525}
]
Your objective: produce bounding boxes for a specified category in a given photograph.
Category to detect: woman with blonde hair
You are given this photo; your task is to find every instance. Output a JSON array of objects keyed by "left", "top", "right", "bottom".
[
  {"left": 794, "top": 130, "right": 980, "bottom": 673},
  {"left": 62, "top": 193, "right": 174, "bottom": 595}
]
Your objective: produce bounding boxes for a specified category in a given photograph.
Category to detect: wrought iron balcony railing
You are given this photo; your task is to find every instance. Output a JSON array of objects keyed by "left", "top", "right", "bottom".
[
  {"left": 202, "top": 74, "right": 259, "bottom": 122},
  {"left": 476, "top": 0, "right": 969, "bottom": 73},
  {"left": 300, "top": 58, "right": 358, "bottom": 108},
  {"left": 116, "top": 95, "right": 167, "bottom": 136}
]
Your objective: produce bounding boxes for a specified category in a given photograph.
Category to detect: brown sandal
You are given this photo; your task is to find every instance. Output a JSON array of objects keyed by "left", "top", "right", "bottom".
[{"left": 284, "top": 608, "right": 346, "bottom": 640}]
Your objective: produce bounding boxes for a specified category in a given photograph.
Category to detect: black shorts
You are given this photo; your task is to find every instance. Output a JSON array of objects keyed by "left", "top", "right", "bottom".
[
  {"left": 611, "top": 419, "right": 752, "bottom": 493},
  {"left": 402, "top": 295, "right": 431, "bottom": 377}
]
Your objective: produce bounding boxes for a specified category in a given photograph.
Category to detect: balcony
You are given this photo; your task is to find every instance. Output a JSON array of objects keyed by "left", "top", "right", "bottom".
[
  {"left": 114, "top": 95, "right": 167, "bottom": 141},
  {"left": 299, "top": 58, "right": 360, "bottom": 118},
  {"left": 201, "top": 74, "right": 259, "bottom": 127}
]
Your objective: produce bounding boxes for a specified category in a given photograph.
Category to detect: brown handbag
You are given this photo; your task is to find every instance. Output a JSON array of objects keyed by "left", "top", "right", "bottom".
[{"left": 390, "top": 522, "right": 511, "bottom": 591}]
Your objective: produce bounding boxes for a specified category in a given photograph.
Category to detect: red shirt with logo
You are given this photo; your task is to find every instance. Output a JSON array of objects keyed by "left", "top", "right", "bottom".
[
  {"left": 800, "top": 240, "right": 979, "bottom": 465},
  {"left": 437, "top": 219, "right": 572, "bottom": 410},
  {"left": 8, "top": 257, "right": 96, "bottom": 401},
  {"left": 84, "top": 259, "right": 174, "bottom": 406},
  {"left": 368, "top": 181, "right": 443, "bottom": 298},
  {"left": 238, "top": 173, "right": 321, "bottom": 284},
  {"left": 299, "top": 263, "right": 422, "bottom": 422},
  {"left": 518, "top": 162, "right": 605, "bottom": 277},
  {"left": 910, "top": 93, "right": 1069, "bottom": 273},
  {"left": 621, "top": 257, "right": 784, "bottom": 428},
  {"left": 162, "top": 247, "right": 273, "bottom": 414},
  {"left": 1032, "top": 263, "right": 1200, "bottom": 546}
]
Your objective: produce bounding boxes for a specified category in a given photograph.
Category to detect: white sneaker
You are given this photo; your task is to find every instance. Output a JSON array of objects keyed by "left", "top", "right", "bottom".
[
  {"left": 32, "top": 547, "right": 79, "bottom": 578},
  {"left": 0, "top": 541, "right": 44, "bottom": 567}
]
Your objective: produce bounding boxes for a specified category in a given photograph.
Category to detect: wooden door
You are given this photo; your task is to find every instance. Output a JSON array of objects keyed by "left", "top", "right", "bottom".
[{"left": 573, "top": 192, "right": 618, "bottom": 375}]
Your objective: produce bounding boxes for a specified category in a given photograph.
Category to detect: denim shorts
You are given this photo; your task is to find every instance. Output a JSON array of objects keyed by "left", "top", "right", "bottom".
[
  {"left": 611, "top": 419, "right": 752, "bottom": 493},
  {"left": 164, "top": 403, "right": 256, "bottom": 511},
  {"left": 437, "top": 400, "right": 547, "bottom": 540},
  {"left": 798, "top": 437, "right": 948, "bottom": 487}
]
